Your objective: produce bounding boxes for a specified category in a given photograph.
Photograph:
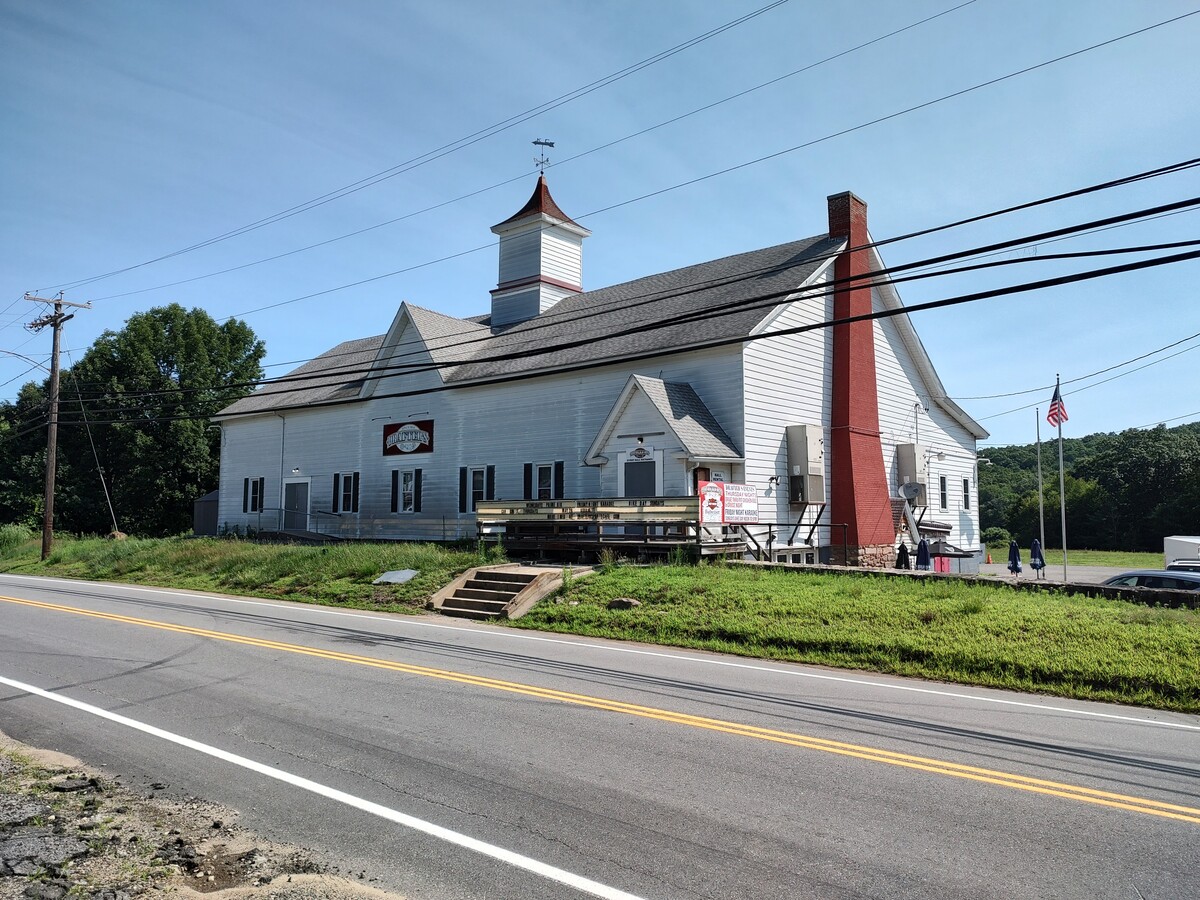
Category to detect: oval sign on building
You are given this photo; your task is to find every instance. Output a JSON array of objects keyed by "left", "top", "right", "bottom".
[{"left": 383, "top": 420, "right": 434, "bottom": 455}]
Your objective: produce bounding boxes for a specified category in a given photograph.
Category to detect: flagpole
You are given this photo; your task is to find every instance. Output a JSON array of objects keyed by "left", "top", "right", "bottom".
[
  {"left": 1055, "top": 375, "right": 1068, "bottom": 582},
  {"left": 1036, "top": 408, "right": 1045, "bottom": 554}
]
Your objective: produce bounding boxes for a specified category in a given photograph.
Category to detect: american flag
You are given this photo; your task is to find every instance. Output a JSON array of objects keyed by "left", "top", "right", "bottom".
[{"left": 1046, "top": 385, "right": 1068, "bottom": 427}]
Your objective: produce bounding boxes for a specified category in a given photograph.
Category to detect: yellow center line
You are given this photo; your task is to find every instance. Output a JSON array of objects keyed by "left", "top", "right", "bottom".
[{"left": 5, "top": 593, "right": 1199, "bottom": 824}]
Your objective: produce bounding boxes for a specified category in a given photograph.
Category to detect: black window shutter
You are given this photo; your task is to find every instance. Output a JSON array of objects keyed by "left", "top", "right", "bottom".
[
  {"left": 523, "top": 463, "right": 533, "bottom": 500},
  {"left": 257, "top": 478, "right": 265, "bottom": 512},
  {"left": 390, "top": 470, "right": 398, "bottom": 513},
  {"left": 332, "top": 473, "right": 340, "bottom": 513},
  {"left": 242, "top": 478, "right": 249, "bottom": 513},
  {"left": 414, "top": 469, "right": 422, "bottom": 512},
  {"left": 351, "top": 472, "right": 360, "bottom": 512},
  {"left": 458, "top": 467, "right": 467, "bottom": 513},
  {"left": 554, "top": 461, "right": 564, "bottom": 499},
  {"left": 485, "top": 465, "right": 495, "bottom": 501}
]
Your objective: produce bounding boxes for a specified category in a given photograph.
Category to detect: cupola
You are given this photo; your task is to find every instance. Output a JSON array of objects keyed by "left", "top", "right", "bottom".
[{"left": 489, "top": 176, "right": 590, "bottom": 329}]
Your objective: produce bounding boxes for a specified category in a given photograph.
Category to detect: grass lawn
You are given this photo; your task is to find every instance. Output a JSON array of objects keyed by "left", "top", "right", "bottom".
[
  {"left": 3, "top": 528, "right": 1197, "bottom": 713},
  {"left": 518, "top": 562, "right": 1200, "bottom": 712},
  {"left": 0, "top": 530, "right": 500, "bottom": 612}
]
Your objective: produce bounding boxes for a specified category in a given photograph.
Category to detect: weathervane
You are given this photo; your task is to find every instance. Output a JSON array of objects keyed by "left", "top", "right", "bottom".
[{"left": 533, "top": 138, "right": 555, "bottom": 174}]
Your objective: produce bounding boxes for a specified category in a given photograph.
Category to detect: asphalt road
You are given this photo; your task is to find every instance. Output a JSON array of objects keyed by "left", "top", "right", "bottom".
[{"left": 1, "top": 573, "right": 1198, "bottom": 899}]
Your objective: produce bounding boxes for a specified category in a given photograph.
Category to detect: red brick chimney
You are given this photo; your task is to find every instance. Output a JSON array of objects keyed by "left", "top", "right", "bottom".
[{"left": 827, "top": 192, "right": 895, "bottom": 566}]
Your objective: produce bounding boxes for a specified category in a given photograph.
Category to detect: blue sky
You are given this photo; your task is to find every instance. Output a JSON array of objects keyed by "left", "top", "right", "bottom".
[{"left": 2, "top": 0, "right": 1198, "bottom": 448}]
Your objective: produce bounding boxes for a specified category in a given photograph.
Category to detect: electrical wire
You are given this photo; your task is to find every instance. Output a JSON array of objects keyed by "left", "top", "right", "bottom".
[
  {"left": 27, "top": 191, "right": 1200, "bottom": 417},
  {"left": 84, "top": 0, "right": 983, "bottom": 305},
  {"left": 953, "top": 328, "right": 1200, "bottom": 400},
  {"left": 37, "top": 1, "right": 792, "bottom": 294},
  {"left": 24, "top": 241, "right": 1200, "bottom": 434},
  {"left": 977, "top": 340, "right": 1200, "bottom": 423},
  {"left": 43, "top": 224, "right": 1200, "bottom": 415}
]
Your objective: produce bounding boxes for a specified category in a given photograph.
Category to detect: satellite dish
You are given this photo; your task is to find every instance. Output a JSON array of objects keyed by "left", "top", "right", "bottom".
[{"left": 896, "top": 482, "right": 922, "bottom": 501}]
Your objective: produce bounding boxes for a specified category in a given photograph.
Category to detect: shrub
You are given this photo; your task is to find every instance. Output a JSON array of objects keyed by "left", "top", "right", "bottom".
[
  {"left": 981, "top": 526, "right": 1011, "bottom": 548},
  {"left": 0, "top": 524, "right": 33, "bottom": 556}
]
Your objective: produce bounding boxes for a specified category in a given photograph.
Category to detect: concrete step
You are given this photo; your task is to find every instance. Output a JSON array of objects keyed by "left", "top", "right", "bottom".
[
  {"left": 455, "top": 586, "right": 518, "bottom": 602},
  {"left": 438, "top": 602, "right": 502, "bottom": 621},
  {"left": 473, "top": 571, "right": 537, "bottom": 586},
  {"left": 434, "top": 566, "right": 586, "bottom": 621},
  {"left": 465, "top": 577, "right": 527, "bottom": 593},
  {"left": 444, "top": 595, "right": 509, "bottom": 614}
]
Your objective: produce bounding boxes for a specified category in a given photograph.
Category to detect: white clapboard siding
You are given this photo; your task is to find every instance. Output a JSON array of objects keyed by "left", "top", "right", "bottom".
[
  {"left": 221, "top": 345, "right": 743, "bottom": 540},
  {"left": 872, "top": 285, "right": 980, "bottom": 549},
  {"left": 741, "top": 271, "right": 834, "bottom": 544},
  {"left": 541, "top": 231, "right": 583, "bottom": 286},
  {"left": 497, "top": 227, "right": 540, "bottom": 286},
  {"left": 496, "top": 225, "right": 583, "bottom": 287}
]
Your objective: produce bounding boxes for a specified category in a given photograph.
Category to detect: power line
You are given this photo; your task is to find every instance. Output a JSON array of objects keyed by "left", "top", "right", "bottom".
[
  {"left": 94, "top": 182, "right": 1199, "bottom": 387},
  {"left": 214, "top": 152, "right": 1200, "bottom": 327},
  {"left": 84, "top": 0, "right": 983, "bottom": 306},
  {"left": 45, "top": 225, "right": 1200, "bottom": 416},
  {"left": 83, "top": 10, "right": 1200, "bottom": 318},
  {"left": 28, "top": 241, "right": 1200, "bottom": 434},
  {"left": 215, "top": 194, "right": 1200, "bottom": 389},
  {"left": 1133, "top": 410, "right": 1200, "bottom": 430},
  {"left": 28, "top": 189, "right": 1200, "bottom": 418},
  {"left": 36, "top": 1, "right": 792, "bottom": 295},
  {"left": 953, "top": 328, "right": 1200, "bottom": 400},
  {"left": 977, "top": 340, "right": 1200, "bottom": 424}
]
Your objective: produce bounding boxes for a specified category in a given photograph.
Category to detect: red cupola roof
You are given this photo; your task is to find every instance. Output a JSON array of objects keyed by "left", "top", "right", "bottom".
[{"left": 492, "top": 175, "right": 582, "bottom": 229}]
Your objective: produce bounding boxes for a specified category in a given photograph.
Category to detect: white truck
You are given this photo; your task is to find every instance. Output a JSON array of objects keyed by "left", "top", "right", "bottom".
[{"left": 1164, "top": 535, "right": 1200, "bottom": 571}]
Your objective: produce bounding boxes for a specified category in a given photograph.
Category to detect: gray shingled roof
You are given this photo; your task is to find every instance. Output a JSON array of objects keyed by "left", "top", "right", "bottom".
[
  {"left": 448, "top": 233, "right": 842, "bottom": 382},
  {"left": 219, "top": 334, "right": 384, "bottom": 416},
  {"left": 633, "top": 375, "right": 740, "bottom": 459},
  {"left": 405, "top": 304, "right": 491, "bottom": 380},
  {"left": 218, "top": 233, "right": 841, "bottom": 417}
]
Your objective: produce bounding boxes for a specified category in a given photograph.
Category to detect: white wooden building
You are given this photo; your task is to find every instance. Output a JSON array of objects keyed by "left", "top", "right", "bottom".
[{"left": 215, "top": 179, "right": 987, "bottom": 567}]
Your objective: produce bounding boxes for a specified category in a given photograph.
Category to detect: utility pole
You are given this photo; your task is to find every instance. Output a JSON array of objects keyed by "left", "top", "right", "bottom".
[{"left": 25, "top": 292, "right": 91, "bottom": 560}]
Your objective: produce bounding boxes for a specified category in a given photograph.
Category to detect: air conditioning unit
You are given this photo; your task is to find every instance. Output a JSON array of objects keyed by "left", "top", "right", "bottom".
[
  {"left": 789, "top": 472, "right": 826, "bottom": 504},
  {"left": 895, "top": 443, "right": 928, "bottom": 506},
  {"left": 785, "top": 424, "right": 825, "bottom": 505}
]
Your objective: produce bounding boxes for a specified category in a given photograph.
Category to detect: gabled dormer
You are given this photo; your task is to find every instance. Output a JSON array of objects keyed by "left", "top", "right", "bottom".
[{"left": 489, "top": 176, "right": 590, "bottom": 329}]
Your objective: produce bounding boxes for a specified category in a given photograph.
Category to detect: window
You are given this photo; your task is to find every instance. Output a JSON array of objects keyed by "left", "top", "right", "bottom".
[
  {"left": 938, "top": 475, "right": 948, "bottom": 510},
  {"left": 332, "top": 472, "right": 360, "bottom": 513},
  {"left": 471, "top": 468, "right": 485, "bottom": 510},
  {"left": 523, "top": 461, "right": 565, "bottom": 500},
  {"left": 390, "top": 469, "right": 422, "bottom": 513},
  {"left": 242, "top": 477, "right": 265, "bottom": 513},
  {"left": 460, "top": 465, "right": 495, "bottom": 512},
  {"left": 963, "top": 477, "right": 971, "bottom": 510}
]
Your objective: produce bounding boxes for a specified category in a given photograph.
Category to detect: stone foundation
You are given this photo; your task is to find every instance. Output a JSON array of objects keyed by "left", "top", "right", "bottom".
[{"left": 828, "top": 543, "right": 894, "bottom": 568}]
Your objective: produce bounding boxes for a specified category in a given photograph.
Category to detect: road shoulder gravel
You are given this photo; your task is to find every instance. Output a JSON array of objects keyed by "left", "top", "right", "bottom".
[{"left": 0, "top": 731, "right": 404, "bottom": 900}]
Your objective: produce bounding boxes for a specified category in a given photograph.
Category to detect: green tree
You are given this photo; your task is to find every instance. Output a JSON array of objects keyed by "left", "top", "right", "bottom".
[
  {"left": 978, "top": 422, "right": 1200, "bottom": 552},
  {"left": 0, "top": 382, "right": 56, "bottom": 527},
  {"left": 1007, "top": 474, "right": 1112, "bottom": 551},
  {"left": 49, "top": 305, "right": 264, "bottom": 536},
  {"left": 1074, "top": 426, "right": 1200, "bottom": 552}
]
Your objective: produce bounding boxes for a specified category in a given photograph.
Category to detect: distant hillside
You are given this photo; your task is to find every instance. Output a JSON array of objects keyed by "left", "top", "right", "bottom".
[{"left": 978, "top": 421, "right": 1200, "bottom": 552}]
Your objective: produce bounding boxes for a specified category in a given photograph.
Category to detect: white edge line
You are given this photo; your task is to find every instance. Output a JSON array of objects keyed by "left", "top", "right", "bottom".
[
  {"left": 0, "top": 673, "right": 646, "bottom": 900},
  {"left": 4, "top": 572, "right": 1199, "bottom": 733}
]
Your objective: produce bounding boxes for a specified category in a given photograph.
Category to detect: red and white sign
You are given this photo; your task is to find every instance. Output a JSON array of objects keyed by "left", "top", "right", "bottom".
[
  {"left": 698, "top": 481, "right": 759, "bottom": 524},
  {"left": 383, "top": 420, "right": 434, "bottom": 455}
]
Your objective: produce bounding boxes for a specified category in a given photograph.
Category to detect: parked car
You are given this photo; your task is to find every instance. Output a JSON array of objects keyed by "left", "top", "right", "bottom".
[
  {"left": 1102, "top": 570, "right": 1200, "bottom": 591},
  {"left": 1167, "top": 559, "right": 1200, "bottom": 572}
]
